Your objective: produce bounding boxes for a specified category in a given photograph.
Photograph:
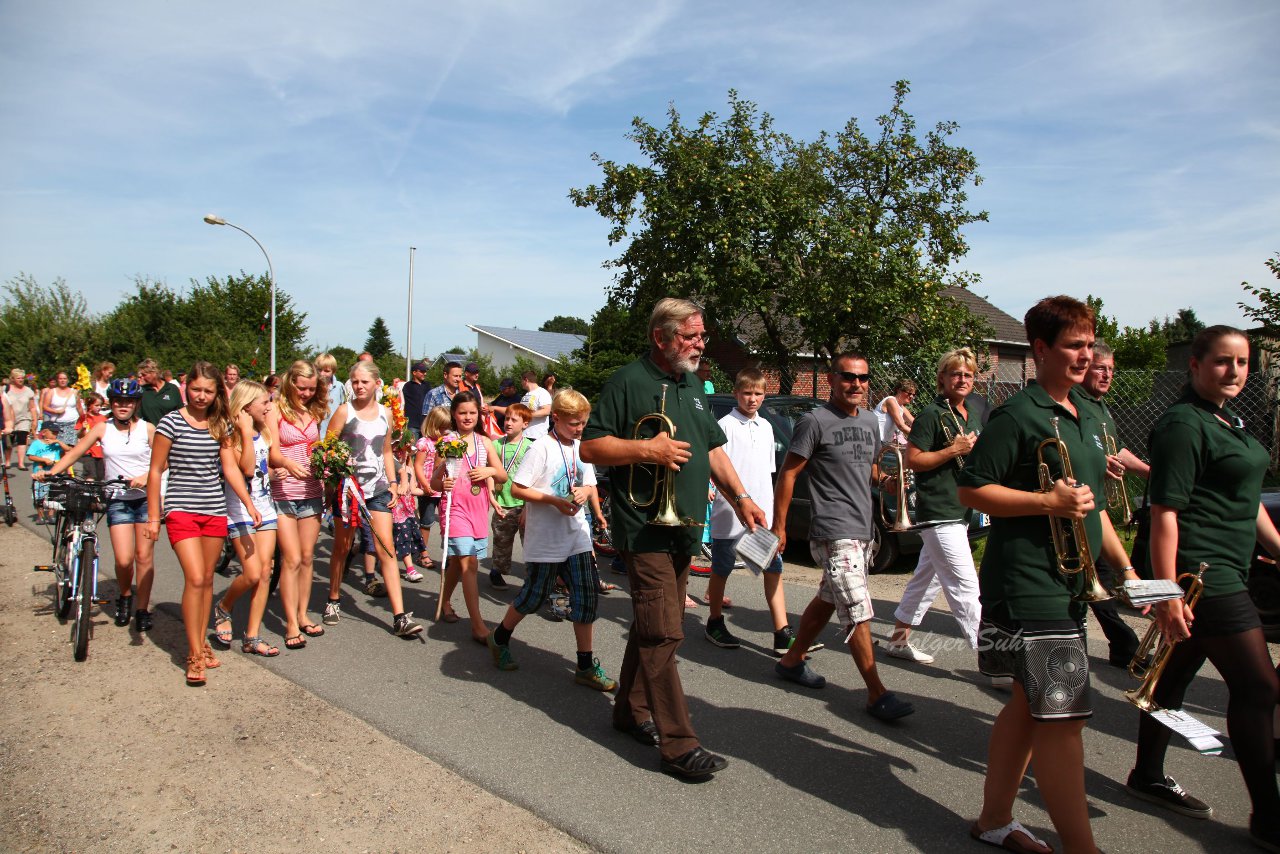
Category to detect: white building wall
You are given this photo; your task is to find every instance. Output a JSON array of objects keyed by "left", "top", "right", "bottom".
[{"left": 476, "top": 334, "right": 548, "bottom": 372}]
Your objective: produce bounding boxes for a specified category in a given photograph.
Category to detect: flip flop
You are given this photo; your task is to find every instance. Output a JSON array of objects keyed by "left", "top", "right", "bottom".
[
  {"left": 440, "top": 609, "right": 460, "bottom": 623},
  {"left": 867, "top": 691, "right": 914, "bottom": 721},
  {"left": 968, "top": 820, "right": 1053, "bottom": 854},
  {"left": 284, "top": 635, "right": 307, "bottom": 650},
  {"left": 597, "top": 582, "right": 619, "bottom": 595},
  {"left": 299, "top": 623, "right": 325, "bottom": 637}
]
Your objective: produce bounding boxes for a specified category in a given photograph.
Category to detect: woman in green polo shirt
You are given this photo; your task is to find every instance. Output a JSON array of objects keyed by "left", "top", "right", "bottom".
[
  {"left": 1124, "top": 326, "right": 1280, "bottom": 848},
  {"left": 958, "top": 295, "right": 1134, "bottom": 854}
]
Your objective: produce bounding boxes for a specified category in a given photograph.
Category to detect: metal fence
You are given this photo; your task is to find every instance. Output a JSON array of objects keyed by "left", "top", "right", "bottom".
[{"left": 975, "top": 371, "right": 1280, "bottom": 474}]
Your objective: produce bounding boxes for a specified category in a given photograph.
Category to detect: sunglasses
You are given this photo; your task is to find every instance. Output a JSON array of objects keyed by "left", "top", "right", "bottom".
[{"left": 835, "top": 371, "right": 872, "bottom": 383}]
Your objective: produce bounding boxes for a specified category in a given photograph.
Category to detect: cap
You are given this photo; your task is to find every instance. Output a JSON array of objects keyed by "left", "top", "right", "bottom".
[
  {"left": 499, "top": 378, "right": 516, "bottom": 390},
  {"left": 412, "top": 361, "right": 428, "bottom": 372},
  {"left": 465, "top": 362, "right": 480, "bottom": 374}
]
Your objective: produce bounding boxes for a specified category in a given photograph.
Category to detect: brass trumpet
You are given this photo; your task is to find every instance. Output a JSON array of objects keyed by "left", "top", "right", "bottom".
[
  {"left": 626, "top": 384, "right": 683, "bottom": 527},
  {"left": 1036, "top": 416, "right": 1112, "bottom": 602},
  {"left": 940, "top": 401, "right": 968, "bottom": 470},
  {"left": 875, "top": 444, "right": 917, "bottom": 532},
  {"left": 1126, "top": 563, "right": 1208, "bottom": 713},
  {"left": 1100, "top": 422, "right": 1132, "bottom": 526}
]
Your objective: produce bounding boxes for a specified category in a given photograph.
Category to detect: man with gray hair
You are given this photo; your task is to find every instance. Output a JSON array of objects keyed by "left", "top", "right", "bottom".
[{"left": 583, "top": 297, "right": 765, "bottom": 779}]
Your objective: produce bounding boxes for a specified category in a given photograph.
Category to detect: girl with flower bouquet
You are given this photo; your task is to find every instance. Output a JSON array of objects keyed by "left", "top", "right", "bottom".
[
  {"left": 321, "top": 360, "right": 423, "bottom": 638},
  {"left": 267, "top": 360, "right": 329, "bottom": 644},
  {"left": 413, "top": 405, "right": 453, "bottom": 571},
  {"left": 429, "top": 391, "right": 506, "bottom": 641}
]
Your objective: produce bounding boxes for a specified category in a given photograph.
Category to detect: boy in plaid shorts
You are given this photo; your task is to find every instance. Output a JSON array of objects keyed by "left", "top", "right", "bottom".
[{"left": 485, "top": 390, "right": 617, "bottom": 692}]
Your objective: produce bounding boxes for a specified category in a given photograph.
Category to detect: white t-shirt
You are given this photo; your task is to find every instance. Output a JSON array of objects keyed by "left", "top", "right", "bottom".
[
  {"left": 225, "top": 433, "right": 278, "bottom": 526},
  {"left": 513, "top": 435, "right": 597, "bottom": 563},
  {"left": 520, "top": 386, "right": 554, "bottom": 439},
  {"left": 710, "top": 408, "right": 776, "bottom": 540}
]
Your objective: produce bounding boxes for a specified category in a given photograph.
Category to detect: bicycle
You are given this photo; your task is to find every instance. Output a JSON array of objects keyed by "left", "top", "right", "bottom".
[{"left": 32, "top": 475, "right": 126, "bottom": 661}]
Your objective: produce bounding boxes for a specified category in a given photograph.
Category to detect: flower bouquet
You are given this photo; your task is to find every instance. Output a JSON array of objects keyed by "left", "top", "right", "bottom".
[
  {"left": 74, "top": 364, "right": 94, "bottom": 400},
  {"left": 379, "top": 384, "right": 413, "bottom": 452},
  {"left": 309, "top": 434, "right": 355, "bottom": 489}
]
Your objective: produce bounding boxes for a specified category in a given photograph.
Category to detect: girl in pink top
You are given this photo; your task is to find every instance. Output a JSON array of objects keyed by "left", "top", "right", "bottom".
[
  {"left": 266, "top": 360, "right": 328, "bottom": 647},
  {"left": 431, "top": 391, "right": 505, "bottom": 642}
]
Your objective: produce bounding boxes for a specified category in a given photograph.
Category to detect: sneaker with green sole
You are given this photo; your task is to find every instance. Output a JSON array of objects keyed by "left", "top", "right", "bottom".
[
  {"left": 574, "top": 658, "right": 617, "bottom": 692},
  {"left": 487, "top": 634, "right": 518, "bottom": 671}
]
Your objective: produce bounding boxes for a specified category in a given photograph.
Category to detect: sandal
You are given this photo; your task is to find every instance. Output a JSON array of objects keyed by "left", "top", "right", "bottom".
[
  {"left": 202, "top": 640, "right": 222, "bottom": 669},
  {"left": 299, "top": 623, "right": 325, "bottom": 637},
  {"left": 210, "top": 604, "right": 233, "bottom": 648},
  {"left": 284, "top": 635, "right": 307, "bottom": 650},
  {"left": 969, "top": 819, "right": 1053, "bottom": 854},
  {"left": 597, "top": 582, "right": 619, "bottom": 595},
  {"left": 242, "top": 636, "right": 281, "bottom": 657},
  {"left": 185, "top": 655, "right": 206, "bottom": 686},
  {"left": 440, "top": 608, "right": 460, "bottom": 624}
]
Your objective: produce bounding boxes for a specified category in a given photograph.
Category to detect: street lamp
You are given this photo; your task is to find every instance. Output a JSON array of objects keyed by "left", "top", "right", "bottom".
[{"left": 202, "top": 214, "right": 277, "bottom": 376}]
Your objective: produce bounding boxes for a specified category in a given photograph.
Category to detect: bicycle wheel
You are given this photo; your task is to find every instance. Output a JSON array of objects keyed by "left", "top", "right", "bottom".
[
  {"left": 54, "top": 528, "right": 74, "bottom": 619},
  {"left": 72, "top": 538, "right": 95, "bottom": 661}
]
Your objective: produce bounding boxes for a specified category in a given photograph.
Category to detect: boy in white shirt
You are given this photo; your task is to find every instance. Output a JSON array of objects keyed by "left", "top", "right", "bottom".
[
  {"left": 704, "top": 369, "right": 823, "bottom": 657},
  {"left": 486, "top": 390, "right": 617, "bottom": 692},
  {"left": 518, "top": 370, "right": 554, "bottom": 439}
]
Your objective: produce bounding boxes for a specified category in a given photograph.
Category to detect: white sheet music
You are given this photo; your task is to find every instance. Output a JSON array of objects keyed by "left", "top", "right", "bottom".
[
  {"left": 735, "top": 527, "right": 779, "bottom": 577},
  {"left": 1148, "top": 709, "right": 1224, "bottom": 755}
]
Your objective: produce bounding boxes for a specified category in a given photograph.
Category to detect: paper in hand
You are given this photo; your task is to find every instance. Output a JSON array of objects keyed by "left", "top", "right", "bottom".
[{"left": 735, "top": 527, "right": 780, "bottom": 576}]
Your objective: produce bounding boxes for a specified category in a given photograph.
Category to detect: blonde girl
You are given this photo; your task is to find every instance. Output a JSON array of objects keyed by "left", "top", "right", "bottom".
[
  {"left": 269, "top": 360, "right": 328, "bottom": 645},
  {"left": 430, "top": 391, "right": 506, "bottom": 641},
  {"left": 145, "top": 361, "right": 257, "bottom": 686},
  {"left": 211, "top": 380, "right": 280, "bottom": 657},
  {"left": 414, "top": 405, "right": 453, "bottom": 570},
  {"left": 323, "top": 360, "right": 422, "bottom": 637}
]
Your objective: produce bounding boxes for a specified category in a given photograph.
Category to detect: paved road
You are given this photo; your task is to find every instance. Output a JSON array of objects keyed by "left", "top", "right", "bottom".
[{"left": 8, "top": 468, "right": 1268, "bottom": 852}]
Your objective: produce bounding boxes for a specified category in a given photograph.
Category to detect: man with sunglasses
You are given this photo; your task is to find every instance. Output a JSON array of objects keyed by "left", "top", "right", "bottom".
[
  {"left": 772, "top": 352, "right": 915, "bottom": 721},
  {"left": 583, "top": 297, "right": 765, "bottom": 779}
]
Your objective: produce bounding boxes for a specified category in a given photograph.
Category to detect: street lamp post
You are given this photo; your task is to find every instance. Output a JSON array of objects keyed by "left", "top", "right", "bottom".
[
  {"left": 203, "top": 214, "right": 277, "bottom": 376},
  {"left": 406, "top": 246, "right": 416, "bottom": 379}
]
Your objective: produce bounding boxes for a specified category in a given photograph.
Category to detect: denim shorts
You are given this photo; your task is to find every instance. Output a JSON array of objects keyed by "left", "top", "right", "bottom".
[
  {"left": 229, "top": 519, "right": 279, "bottom": 539},
  {"left": 106, "top": 497, "right": 148, "bottom": 527},
  {"left": 274, "top": 495, "right": 324, "bottom": 519},
  {"left": 711, "top": 536, "right": 782, "bottom": 577},
  {"left": 446, "top": 536, "right": 488, "bottom": 558},
  {"left": 418, "top": 495, "right": 440, "bottom": 527},
  {"left": 365, "top": 490, "right": 392, "bottom": 513}
]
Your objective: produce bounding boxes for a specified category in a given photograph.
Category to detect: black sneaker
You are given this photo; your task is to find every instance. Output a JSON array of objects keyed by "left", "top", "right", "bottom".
[
  {"left": 704, "top": 620, "right": 741, "bottom": 649},
  {"left": 114, "top": 595, "right": 133, "bottom": 627},
  {"left": 1124, "top": 771, "right": 1213, "bottom": 819},
  {"left": 134, "top": 609, "right": 153, "bottom": 632},
  {"left": 773, "top": 625, "right": 824, "bottom": 657},
  {"left": 489, "top": 571, "right": 509, "bottom": 590}
]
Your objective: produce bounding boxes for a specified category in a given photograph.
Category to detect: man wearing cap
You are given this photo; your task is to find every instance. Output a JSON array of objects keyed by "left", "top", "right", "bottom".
[
  {"left": 422, "top": 361, "right": 463, "bottom": 417},
  {"left": 401, "top": 362, "right": 430, "bottom": 439},
  {"left": 489, "top": 378, "right": 523, "bottom": 433}
]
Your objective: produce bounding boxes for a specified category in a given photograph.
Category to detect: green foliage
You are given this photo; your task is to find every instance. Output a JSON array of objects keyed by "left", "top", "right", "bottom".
[
  {"left": 1240, "top": 252, "right": 1280, "bottom": 346},
  {"left": 1147, "top": 308, "right": 1205, "bottom": 345},
  {"left": 547, "top": 301, "right": 649, "bottom": 401},
  {"left": 0, "top": 273, "right": 98, "bottom": 381},
  {"left": 315, "top": 345, "right": 359, "bottom": 380},
  {"left": 363, "top": 317, "right": 396, "bottom": 359},
  {"left": 538, "top": 315, "right": 590, "bottom": 336},
  {"left": 570, "top": 81, "right": 992, "bottom": 394},
  {"left": 2, "top": 271, "right": 308, "bottom": 382},
  {"left": 1085, "top": 294, "right": 1167, "bottom": 372}
]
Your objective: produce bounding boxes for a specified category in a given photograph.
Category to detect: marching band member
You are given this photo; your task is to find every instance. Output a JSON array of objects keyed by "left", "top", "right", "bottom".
[
  {"left": 581, "top": 297, "right": 763, "bottom": 779},
  {"left": 958, "top": 296, "right": 1131, "bottom": 854},
  {"left": 1123, "top": 326, "right": 1280, "bottom": 851},
  {"left": 884, "top": 347, "right": 982, "bottom": 664}
]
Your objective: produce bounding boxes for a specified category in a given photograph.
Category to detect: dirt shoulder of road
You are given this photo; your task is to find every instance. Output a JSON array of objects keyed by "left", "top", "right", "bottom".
[{"left": 0, "top": 523, "right": 588, "bottom": 854}]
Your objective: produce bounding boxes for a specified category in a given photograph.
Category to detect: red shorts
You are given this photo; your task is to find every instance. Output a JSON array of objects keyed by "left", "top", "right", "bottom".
[{"left": 165, "top": 511, "right": 228, "bottom": 545}]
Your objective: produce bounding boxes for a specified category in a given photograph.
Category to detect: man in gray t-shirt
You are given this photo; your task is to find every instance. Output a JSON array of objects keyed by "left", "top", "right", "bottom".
[{"left": 770, "top": 353, "right": 914, "bottom": 721}]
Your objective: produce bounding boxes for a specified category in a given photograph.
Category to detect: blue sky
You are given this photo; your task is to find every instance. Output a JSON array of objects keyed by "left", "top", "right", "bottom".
[{"left": 2, "top": 1, "right": 1276, "bottom": 366}]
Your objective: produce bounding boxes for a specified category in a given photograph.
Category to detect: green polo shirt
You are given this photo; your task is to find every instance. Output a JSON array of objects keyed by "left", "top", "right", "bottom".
[
  {"left": 1148, "top": 387, "right": 1267, "bottom": 598},
  {"left": 140, "top": 384, "right": 182, "bottom": 425},
  {"left": 908, "top": 394, "right": 980, "bottom": 524},
  {"left": 584, "top": 355, "right": 726, "bottom": 556},
  {"left": 958, "top": 382, "right": 1108, "bottom": 621}
]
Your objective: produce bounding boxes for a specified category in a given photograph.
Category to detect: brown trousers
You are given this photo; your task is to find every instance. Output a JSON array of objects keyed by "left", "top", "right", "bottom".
[{"left": 612, "top": 551, "right": 699, "bottom": 760}]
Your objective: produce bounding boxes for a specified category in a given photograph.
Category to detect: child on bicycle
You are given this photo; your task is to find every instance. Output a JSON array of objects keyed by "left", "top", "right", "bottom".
[{"left": 27, "top": 423, "right": 66, "bottom": 523}]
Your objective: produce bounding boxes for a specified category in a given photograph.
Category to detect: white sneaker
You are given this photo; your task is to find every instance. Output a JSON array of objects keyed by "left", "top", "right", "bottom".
[{"left": 883, "top": 642, "right": 935, "bottom": 664}]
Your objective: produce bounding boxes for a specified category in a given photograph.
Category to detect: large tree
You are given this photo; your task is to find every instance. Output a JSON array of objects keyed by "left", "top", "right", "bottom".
[
  {"left": 538, "top": 315, "right": 590, "bottom": 336},
  {"left": 1240, "top": 253, "right": 1280, "bottom": 344},
  {"left": 1086, "top": 295, "right": 1166, "bottom": 371},
  {"left": 570, "top": 82, "right": 991, "bottom": 392},
  {"left": 363, "top": 317, "right": 395, "bottom": 359},
  {"left": 0, "top": 273, "right": 99, "bottom": 380}
]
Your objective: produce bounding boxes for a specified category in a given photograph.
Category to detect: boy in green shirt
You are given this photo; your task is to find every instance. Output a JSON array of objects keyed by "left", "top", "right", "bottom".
[{"left": 489, "top": 403, "right": 533, "bottom": 590}]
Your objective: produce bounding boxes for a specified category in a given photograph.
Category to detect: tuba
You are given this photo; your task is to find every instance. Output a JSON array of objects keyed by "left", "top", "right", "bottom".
[
  {"left": 874, "top": 444, "right": 917, "bottom": 532},
  {"left": 1036, "top": 416, "right": 1112, "bottom": 602},
  {"left": 1099, "top": 422, "right": 1132, "bottom": 527},
  {"left": 1125, "top": 563, "right": 1208, "bottom": 712},
  {"left": 626, "top": 384, "right": 683, "bottom": 527}
]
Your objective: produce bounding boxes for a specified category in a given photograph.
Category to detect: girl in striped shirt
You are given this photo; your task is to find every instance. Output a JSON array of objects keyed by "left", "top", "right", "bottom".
[
  {"left": 268, "top": 360, "right": 328, "bottom": 647},
  {"left": 145, "top": 361, "right": 258, "bottom": 686}
]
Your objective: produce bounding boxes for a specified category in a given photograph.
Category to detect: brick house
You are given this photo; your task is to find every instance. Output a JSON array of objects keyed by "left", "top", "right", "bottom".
[{"left": 702, "top": 286, "right": 1033, "bottom": 401}]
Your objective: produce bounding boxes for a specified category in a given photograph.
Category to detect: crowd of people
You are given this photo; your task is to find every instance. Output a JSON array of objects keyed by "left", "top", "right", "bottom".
[{"left": 4, "top": 295, "right": 1279, "bottom": 851}]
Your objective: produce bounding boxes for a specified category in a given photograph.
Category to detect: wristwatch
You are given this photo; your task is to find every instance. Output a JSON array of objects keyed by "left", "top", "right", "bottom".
[{"left": 733, "top": 493, "right": 751, "bottom": 505}]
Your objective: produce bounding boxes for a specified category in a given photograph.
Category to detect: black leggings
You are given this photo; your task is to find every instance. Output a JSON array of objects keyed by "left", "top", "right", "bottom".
[{"left": 1134, "top": 625, "right": 1279, "bottom": 816}]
